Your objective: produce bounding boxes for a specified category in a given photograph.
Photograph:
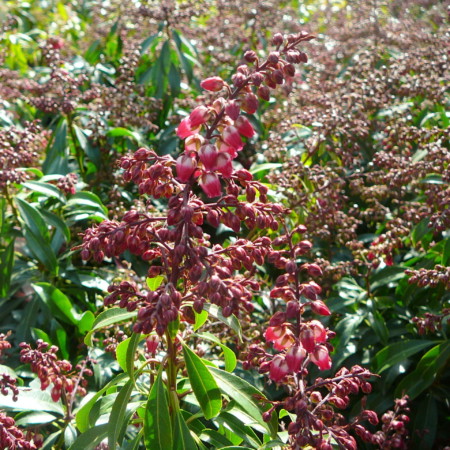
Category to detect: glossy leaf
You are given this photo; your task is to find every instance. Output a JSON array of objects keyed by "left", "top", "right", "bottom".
[
  {"left": 395, "top": 341, "right": 450, "bottom": 400},
  {"left": 182, "top": 344, "right": 222, "bottom": 420},
  {"left": 144, "top": 368, "right": 172, "bottom": 450},
  {"left": 84, "top": 308, "right": 137, "bottom": 346},
  {"left": 374, "top": 339, "right": 436, "bottom": 374},
  {"left": 209, "top": 367, "right": 276, "bottom": 437},
  {"left": 203, "top": 304, "right": 243, "bottom": 342},
  {"left": 68, "top": 424, "right": 109, "bottom": 450},
  {"left": 173, "top": 409, "right": 197, "bottom": 450},
  {"left": 108, "top": 379, "right": 134, "bottom": 448}
]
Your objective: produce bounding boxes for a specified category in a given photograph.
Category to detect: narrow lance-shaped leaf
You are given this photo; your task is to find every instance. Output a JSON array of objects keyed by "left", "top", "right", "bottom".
[
  {"left": 182, "top": 344, "right": 222, "bottom": 420},
  {"left": 144, "top": 367, "right": 172, "bottom": 450}
]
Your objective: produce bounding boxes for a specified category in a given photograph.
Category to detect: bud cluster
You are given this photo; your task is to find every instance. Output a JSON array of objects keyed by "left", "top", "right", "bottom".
[
  {"left": 0, "top": 411, "right": 42, "bottom": 450},
  {"left": 19, "top": 340, "right": 93, "bottom": 402}
]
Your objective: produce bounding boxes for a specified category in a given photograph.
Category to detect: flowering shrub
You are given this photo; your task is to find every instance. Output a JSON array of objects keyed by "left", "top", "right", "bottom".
[{"left": 0, "top": 0, "right": 448, "bottom": 448}]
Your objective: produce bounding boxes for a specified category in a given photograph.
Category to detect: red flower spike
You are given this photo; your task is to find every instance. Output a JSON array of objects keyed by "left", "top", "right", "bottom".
[
  {"left": 200, "top": 173, "right": 222, "bottom": 198},
  {"left": 311, "top": 300, "right": 331, "bottom": 316},
  {"left": 269, "top": 355, "right": 290, "bottom": 382},
  {"left": 285, "top": 345, "right": 307, "bottom": 372},
  {"left": 200, "top": 76, "right": 225, "bottom": 92},
  {"left": 176, "top": 155, "right": 197, "bottom": 182},
  {"left": 199, "top": 144, "right": 218, "bottom": 171},
  {"left": 235, "top": 116, "right": 255, "bottom": 138},
  {"left": 223, "top": 126, "right": 244, "bottom": 151},
  {"left": 310, "top": 345, "right": 332, "bottom": 371},
  {"left": 189, "top": 106, "right": 210, "bottom": 128}
]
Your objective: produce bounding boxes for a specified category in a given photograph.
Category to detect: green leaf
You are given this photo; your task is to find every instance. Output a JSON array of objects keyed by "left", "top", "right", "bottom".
[
  {"left": 43, "top": 118, "right": 68, "bottom": 174},
  {"left": 84, "top": 308, "right": 137, "bottom": 346},
  {"left": 14, "top": 411, "right": 57, "bottom": 426},
  {"left": 395, "top": 341, "right": 450, "bottom": 400},
  {"left": 69, "top": 424, "right": 109, "bottom": 450},
  {"left": 168, "top": 63, "right": 181, "bottom": 97},
  {"left": 374, "top": 339, "right": 436, "bottom": 374},
  {"left": 199, "top": 429, "right": 235, "bottom": 448},
  {"left": 0, "top": 388, "right": 64, "bottom": 415},
  {"left": 22, "top": 181, "right": 66, "bottom": 203},
  {"left": 203, "top": 304, "right": 242, "bottom": 342},
  {"left": 411, "top": 218, "right": 433, "bottom": 249},
  {"left": 368, "top": 308, "right": 389, "bottom": 345},
  {"left": 32, "top": 282, "right": 80, "bottom": 326},
  {"left": 173, "top": 409, "right": 197, "bottom": 450},
  {"left": 116, "top": 333, "right": 142, "bottom": 376},
  {"left": 146, "top": 276, "right": 164, "bottom": 291},
  {"left": 182, "top": 344, "right": 222, "bottom": 420},
  {"left": 369, "top": 266, "right": 406, "bottom": 291},
  {"left": 196, "top": 332, "right": 237, "bottom": 372},
  {"left": 215, "top": 411, "right": 262, "bottom": 447},
  {"left": 73, "top": 125, "right": 101, "bottom": 168},
  {"left": 106, "top": 127, "right": 142, "bottom": 143},
  {"left": 108, "top": 379, "right": 134, "bottom": 449},
  {"left": 209, "top": 367, "right": 276, "bottom": 437},
  {"left": 141, "top": 33, "right": 160, "bottom": 54},
  {"left": 194, "top": 310, "right": 208, "bottom": 332},
  {"left": 76, "top": 373, "right": 129, "bottom": 432},
  {"left": 40, "top": 209, "right": 71, "bottom": 242},
  {"left": 144, "top": 368, "right": 172, "bottom": 450},
  {"left": 66, "top": 192, "right": 108, "bottom": 215},
  {"left": 0, "top": 240, "right": 15, "bottom": 298},
  {"left": 22, "top": 227, "right": 58, "bottom": 275},
  {"left": 78, "top": 311, "right": 95, "bottom": 334},
  {"left": 15, "top": 197, "right": 49, "bottom": 240},
  {"left": 412, "top": 395, "right": 438, "bottom": 450},
  {"left": 442, "top": 238, "right": 450, "bottom": 266}
]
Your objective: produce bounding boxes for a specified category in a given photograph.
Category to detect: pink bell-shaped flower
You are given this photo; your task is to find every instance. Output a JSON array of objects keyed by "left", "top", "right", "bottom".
[
  {"left": 310, "top": 345, "right": 332, "bottom": 371},
  {"left": 285, "top": 345, "right": 307, "bottom": 372},
  {"left": 235, "top": 116, "right": 255, "bottom": 138},
  {"left": 199, "top": 172, "right": 222, "bottom": 198},
  {"left": 216, "top": 152, "right": 233, "bottom": 178},
  {"left": 176, "top": 155, "right": 197, "bottom": 182},
  {"left": 189, "top": 106, "right": 210, "bottom": 128},
  {"left": 300, "top": 327, "right": 316, "bottom": 353},
  {"left": 199, "top": 144, "right": 218, "bottom": 171},
  {"left": 223, "top": 126, "right": 244, "bottom": 151},
  {"left": 176, "top": 117, "right": 200, "bottom": 139},
  {"left": 269, "top": 355, "right": 290, "bottom": 382}
]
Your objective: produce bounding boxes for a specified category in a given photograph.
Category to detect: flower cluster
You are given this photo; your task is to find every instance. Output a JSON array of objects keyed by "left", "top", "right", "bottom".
[
  {"left": 0, "top": 411, "right": 42, "bottom": 450},
  {"left": 56, "top": 173, "right": 78, "bottom": 195},
  {"left": 19, "top": 340, "right": 93, "bottom": 402},
  {"left": 0, "top": 122, "right": 47, "bottom": 189},
  {"left": 79, "top": 31, "right": 313, "bottom": 338}
]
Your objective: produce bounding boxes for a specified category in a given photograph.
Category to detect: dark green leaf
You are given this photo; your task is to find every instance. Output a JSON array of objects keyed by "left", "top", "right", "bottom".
[
  {"left": 374, "top": 339, "right": 436, "bottom": 374},
  {"left": 40, "top": 209, "right": 71, "bottom": 242},
  {"left": 0, "top": 240, "right": 15, "bottom": 298},
  {"left": 196, "top": 332, "right": 237, "bottom": 372},
  {"left": 395, "top": 341, "right": 450, "bottom": 400},
  {"left": 22, "top": 181, "right": 65, "bottom": 203},
  {"left": 15, "top": 197, "right": 49, "bottom": 240}
]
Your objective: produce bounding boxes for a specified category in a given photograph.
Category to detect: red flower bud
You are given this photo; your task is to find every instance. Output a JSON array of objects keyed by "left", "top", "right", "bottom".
[
  {"left": 235, "top": 116, "right": 255, "bottom": 138},
  {"left": 285, "top": 345, "right": 307, "bottom": 372},
  {"left": 311, "top": 300, "right": 331, "bottom": 316},
  {"left": 225, "top": 100, "right": 241, "bottom": 120},
  {"left": 241, "top": 93, "right": 259, "bottom": 114},
  {"left": 200, "top": 76, "right": 225, "bottom": 91},
  {"left": 216, "top": 152, "right": 233, "bottom": 178},
  {"left": 189, "top": 106, "right": 210, "bottom": 128}
]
